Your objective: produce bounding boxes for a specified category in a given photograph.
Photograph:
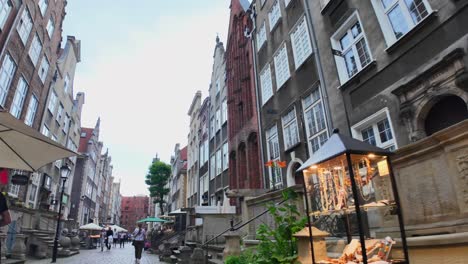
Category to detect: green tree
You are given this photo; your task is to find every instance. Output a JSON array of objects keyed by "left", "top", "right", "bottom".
[{"left": 145, "top": 161, "right": 171, "bottom": 216}]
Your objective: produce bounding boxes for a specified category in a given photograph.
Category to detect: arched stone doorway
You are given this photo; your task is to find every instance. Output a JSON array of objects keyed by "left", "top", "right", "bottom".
[
  {"left": 286, "top": 159, "right": 303, "bottom": 187},
  {"left": 247, "top": 133, "right": 261, "bottom": 189},
  {"left": 424, "top": 95, "right": 468, "bottom": 136}
]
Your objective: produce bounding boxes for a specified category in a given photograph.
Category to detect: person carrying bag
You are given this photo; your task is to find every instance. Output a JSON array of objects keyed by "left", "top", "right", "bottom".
[{"left": 132, "top": 223, "right": 146, "bottom": 264}]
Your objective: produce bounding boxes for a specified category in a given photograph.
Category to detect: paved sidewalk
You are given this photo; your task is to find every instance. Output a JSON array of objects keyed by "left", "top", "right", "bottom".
[{"left": 25, "top": 243, "right": 164, "bottom": 264}]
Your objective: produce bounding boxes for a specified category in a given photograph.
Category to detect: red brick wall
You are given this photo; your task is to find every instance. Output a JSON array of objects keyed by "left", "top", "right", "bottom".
[{"left": 120, "top": 196, "right": 149, "bottom": 232}]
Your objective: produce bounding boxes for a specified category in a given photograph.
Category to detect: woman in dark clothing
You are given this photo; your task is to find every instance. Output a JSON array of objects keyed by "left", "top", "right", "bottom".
[{"left": 106, "top": 227, "right": 114, "bottom": 250}]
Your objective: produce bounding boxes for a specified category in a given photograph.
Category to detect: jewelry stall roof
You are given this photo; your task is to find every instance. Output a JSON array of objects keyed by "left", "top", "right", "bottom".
[{"left": 297, "top": 131, "right": 393, "bottom": 171}]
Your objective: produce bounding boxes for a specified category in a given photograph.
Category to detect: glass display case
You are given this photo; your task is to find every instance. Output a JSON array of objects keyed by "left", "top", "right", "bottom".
[{"left": 298, "top": 131, "right": 409, "bottom": 264}]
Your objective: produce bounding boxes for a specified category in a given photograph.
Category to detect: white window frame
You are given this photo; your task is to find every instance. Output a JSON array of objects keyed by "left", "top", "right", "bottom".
[
  {"left": 47, "top": 90, "right": 57, "bottom": 113},
  {"left": 17, "top": 8, "right": 32, "bottom": 44},
  {"left": 56, "top": 103, "right": 63, "bottom": 123},
  {"left": 215, "top": 78, "right": 220, "bottom": 94},
  {"left": 273, "top": 43, "right": 291, "bottom": 89},
  {"left": 64, "top": 74, "right": 70, "bottom": 93},
  {"left": 371, "top": 0, "right": 433, "bottom": 47},
  {"left": 330, "top": 11, "right": 373, "bottom": 85},
  {"left": 41, "top": 124, "right": 50, "bottom": 137},
  {"left": 290, "top": 16, "right": 313, "bottom": 70},
  {"left": 28, "top": 34, "right": 42, "bottom": 66},
  {"left": 260, "top": 65, "right": 273, "bottom": 105},
  {"left": 46, "top": 17, "right": 55, "bottom": 38},
  {"left": 284, "top": 0, "right": 292, "bottom": 8},
  {"left": 0, "top": 0, "right": 12, "bottom": 30},
  {"left": 0, "top": 54, "right": 16, "bottom": 106},
  {"left": 38, "top": 0, "right": 48, "bottom": 16},
  {"left": 350, "top": 107, "right": 398, "bottom": 151},
  {"left": 215, "top": 108, "right": 221, "bottom": 132},
  {"left": 210, "top": 116, "right": 215, "bottom": 139},
  {"left": 222, "top": 142, "right": 228, "bottom": 171},
  {"left": 9, "top": 77, "right": 28, "bottom": 118},
  {"left": 221, "top": 99, "right": 227, "bottom": 124},
  {"left": 266, "top": 125, "right": 282, "bottom": 188},
  {"left": 8, "top": 182, "right": 20, "bottom": 197},
  {"left": 24, "top": 94, "right": 38, "bottom": 126},
  {"left": 281, "top": 107, "right": 300, "bottom": 150},
  {"left": 302, "top": 88, "right": 328, "bottom": 154},
  {"left": 210, "top": 154, "right": 215, "bottom": 180},
  {"left": 216, "top": 148, "right": 222, "bottom": 176},
  {"left": 268, "top": 1, "right": 281, "bottom": 32},
  {"left": 39, "top": 56, "right": 49, "bottom": 83},
  {"left": 256, "top": 21, "right": 267, "bottom": 50}
]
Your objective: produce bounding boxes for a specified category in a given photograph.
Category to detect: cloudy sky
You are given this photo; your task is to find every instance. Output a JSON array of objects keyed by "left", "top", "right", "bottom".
[{"left": 62, "top": 0, "right": 231, "bottom": 196}]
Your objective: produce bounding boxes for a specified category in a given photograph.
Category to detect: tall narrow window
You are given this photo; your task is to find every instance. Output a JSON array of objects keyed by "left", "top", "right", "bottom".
[
  {"left": 273, "top": 43, "right": 290, "bottom": 89},
  {"left": 282, "top": 108, "right": 300, "bottom": 150},
  {"left": 63, "top": 74, "right": 70, "bottom": 93},
  {"left": 63, "top": 114, "right": 70, "bottom": 133},
  {"left": 0, "top": 0, "right": 12, "bottom": 29},
  {"left": 41, "top": 124, "right": 50, "bottom": 137},
  {"left": 260, "top": 65, "right": 273, "bottom": 105},
  {"left": 266, "top": 125, "right": 281, "bottom": 188},
  {"left": 210, "top": 116, "right": 215, "bottom": 139},
  {"left": 56, "top": 103, "right": 63, "bottom": 123},
  {"left": 46, "top": 17, "right": 55, "bottom": 38},
  {"left": 210, "top": 155, "right": 215, "bottom": 180},
  {"left": 24, "top": 94, "right": 38, "bottom": 126},
  {"left": 371, "top": 0, "right": 432, "bottom": 45},
  {"left": 10, "top": 77, "right": 28, "bottom": 118},
  {"left": 216, "top": 149, "right": 222, "bottom": 175},
  {"left": 38, "top": 0, "right": 48, "bottom": 16},
  {"left": 39, "top": 56, "right": 49, "bottom": 83},
  {"left": 215, "top": 109, "right": 221, "bottom": 132},
  {"left": 221, "top": 99, "right": 228, "bottom": 124},
  {"left": 222, "top": 142, "right": 228, "bottom": 170},
  {"left": 0, "top": 54, "right": 16, "bottom": 106},
  {"left": 28, "top": 34, "right": 42, "bottom": 66},
  {"left": 291, "top": 16, "right": 313, "bottom": 69},
  {"left": 331, "top": 12, "right": 372, "bottom": 85},
  {"left": 268, "top": 1, "right": 281, "bottom": 31},
  {"left": 47, "top": 90, "right": 57, "bottom": 113},
  {"left": 17, "top": 8, "right": 32, "bottom": 44},
  {"left": 302, "top": 88, "right": 328, "bottom": 154},
  {"left": 256, "top": 22, "right": 267, "bottom": 50}
]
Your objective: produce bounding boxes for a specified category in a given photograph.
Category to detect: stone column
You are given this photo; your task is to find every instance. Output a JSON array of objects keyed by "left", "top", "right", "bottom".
[
  {"left": 223, "top": 231, "right": 241, "bottom": 261},
  {"left": 294, "top": 226, "right": 330, "bottom": 264},
  {"left": 190, "top": 248, "right": 205, "bottom": 264},
  {"left": 11, "top": 234, "right": 27, "bottom": 260}
]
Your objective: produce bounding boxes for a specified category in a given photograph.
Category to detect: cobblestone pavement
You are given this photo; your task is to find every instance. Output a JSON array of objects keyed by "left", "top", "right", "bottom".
[{"left": 26, "top": 243, "right": 164, "bottom": 264}]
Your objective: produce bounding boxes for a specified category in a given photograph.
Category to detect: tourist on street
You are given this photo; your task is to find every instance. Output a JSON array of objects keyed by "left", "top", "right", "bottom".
[
  {"left": 120, "top": 232, "right": 125, "bottom": 248},
  {"left": 132, "top": 223, "right": 146, "bottom": 264},
  {"left": 100, "top": 228, "right": 106, "bottom": 251},
  {"left": 106, "top": 227, "right": 114, "bottom": 250},
  {"left": 113, "top": 228, "right": 118, "bottom": 248},
  {"left": 0, "top": 190, "right": 12, "bottom": 258}
]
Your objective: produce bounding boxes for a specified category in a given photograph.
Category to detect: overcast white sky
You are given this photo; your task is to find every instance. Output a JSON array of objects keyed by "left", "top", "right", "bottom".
[{"left": 62, "top": 0, "right": 231, "bottom": 196}]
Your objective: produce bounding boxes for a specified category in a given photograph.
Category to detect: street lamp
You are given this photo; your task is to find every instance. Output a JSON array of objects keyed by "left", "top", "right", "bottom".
[{"left": 51, "top": 163, "right": 71, "bottom": 263}]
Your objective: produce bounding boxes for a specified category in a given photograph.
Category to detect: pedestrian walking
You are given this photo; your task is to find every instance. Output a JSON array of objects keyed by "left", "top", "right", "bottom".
[
  {"left": 106, "top": 227, "right": 114, "bottom": 250},
  {"left": 100, "top": 228, "right": 106, "bottom": 251},
  {"left": 113, "top": 228, "right": 118, "bottom": 248},
  {"left": 120, "top": 232, "right": 125, "bottom": 248},
  {"left": 132, "top": 223, "right": 146, "bottom": 264}
]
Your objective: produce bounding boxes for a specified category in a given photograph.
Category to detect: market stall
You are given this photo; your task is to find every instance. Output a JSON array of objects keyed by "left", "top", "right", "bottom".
[{"left": 297, "top": 130, "right": 409, "bottom": 264}]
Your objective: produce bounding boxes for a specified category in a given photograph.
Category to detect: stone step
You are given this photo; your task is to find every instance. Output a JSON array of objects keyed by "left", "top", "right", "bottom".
[{"left": 207, "top": 258, "right": 224, "bottom": 264}]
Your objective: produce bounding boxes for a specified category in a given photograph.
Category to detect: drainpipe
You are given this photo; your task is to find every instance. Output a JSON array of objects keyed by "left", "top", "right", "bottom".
[
  {"left": 248, "top": 5, "right": 267, "bottom": 189},
  {"left": 302, "top": 0, "right": 334, "bottom": 135}
]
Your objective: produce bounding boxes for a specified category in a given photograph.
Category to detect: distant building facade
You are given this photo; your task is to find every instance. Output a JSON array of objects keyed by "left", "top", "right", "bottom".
[
  {"left": 169, "top": 144, "right": 187, "bottom": 213},
  {"left": 186, "top": 91, "right": 201, "bottom": 207},
  {"left": 120, "top": 195, "right": 149, "bottom": 233},
  {"left": 198, "top": 97, "right": 210, "bottom": 205},
  {"left": 69, "top": 120, "right": 103, "bottom": 225},
  {"left": 208, "top": 36, "right": 229, "bottom": 206}
]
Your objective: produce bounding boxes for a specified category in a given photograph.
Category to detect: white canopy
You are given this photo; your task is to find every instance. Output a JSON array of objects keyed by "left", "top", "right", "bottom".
[
  {"left": 79, "top": 223, "right": 103, "bottom": 231},
  {"left": 109, "top": 224, "right": 128, "bottom": 233}
]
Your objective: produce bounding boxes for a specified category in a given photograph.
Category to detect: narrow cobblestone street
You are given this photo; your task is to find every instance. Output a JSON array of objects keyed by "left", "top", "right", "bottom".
[{"left": 26, "top": 244, "right": 164, "bottom": 264}]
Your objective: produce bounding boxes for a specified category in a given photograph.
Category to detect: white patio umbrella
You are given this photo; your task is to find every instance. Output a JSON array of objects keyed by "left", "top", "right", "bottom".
[
  {"left": 79, "top": 223, "right": 103, "bottom": 231},
  {"left": 109, "top": 224, "right": 128, "bottom": 233},
  {"left": 0, "top": 110, "right": 77, "bottom": 171}
]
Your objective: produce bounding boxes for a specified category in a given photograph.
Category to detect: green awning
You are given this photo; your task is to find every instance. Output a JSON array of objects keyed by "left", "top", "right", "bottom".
[{"left": 136, "top": 217, "right": 167, "bottom": 223}]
